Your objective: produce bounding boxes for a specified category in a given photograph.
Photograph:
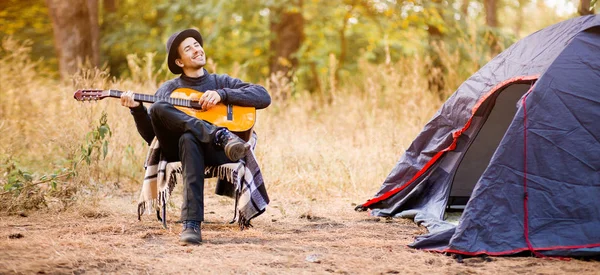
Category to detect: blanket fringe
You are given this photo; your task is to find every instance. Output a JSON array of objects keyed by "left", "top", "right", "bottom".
[
  {"left": 137, "top": 172, "right": 178, "bottom": 221},
  {"left": 238, "top": 211, "right": 253, "bottom": 230},
  {"left": 204, "top": 164, "right": 238, "bottom": 184}
]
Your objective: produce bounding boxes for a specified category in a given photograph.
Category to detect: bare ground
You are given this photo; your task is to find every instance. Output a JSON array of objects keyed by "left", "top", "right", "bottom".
[{"left": 1, "top": 190, "right": 599, "bottom": 275}]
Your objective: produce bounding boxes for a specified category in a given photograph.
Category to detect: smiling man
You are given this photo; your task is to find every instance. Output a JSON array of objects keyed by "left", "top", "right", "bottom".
[{"left": 120, "top": 28, "right": 271, "bottom": 245}]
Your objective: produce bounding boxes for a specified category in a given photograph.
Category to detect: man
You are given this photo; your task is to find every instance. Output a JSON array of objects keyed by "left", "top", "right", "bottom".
[{"left": 120, "top": 28, "right": 271, "bottom": 245}]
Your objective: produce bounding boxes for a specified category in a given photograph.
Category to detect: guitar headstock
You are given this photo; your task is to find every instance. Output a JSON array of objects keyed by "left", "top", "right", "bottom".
[{"left": 73, "top": 89, "right": 110, "bottom": 101}]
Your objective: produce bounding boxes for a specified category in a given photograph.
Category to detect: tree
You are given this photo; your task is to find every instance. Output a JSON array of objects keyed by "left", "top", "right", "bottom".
[
  {"left": 514, "top": 0, "right": 529, "bottom": 38},
  {"left": 579, "top": 0, "right": 596, "bottom": 15},
  {"left": 269, "top": 3, "right": 304, "bottom": 78},
  {"left": 484, "top": 0, "right": 498, "bottom": 28},
  {"left": 461, "top": 0, "right": 469, "bottom": 18},
  {"left": 335, "top": 0, "right": 359, "bottom": 81},
  {"left": 426, "top": 0, "right": 447, "bottom": 97},
  {"left": 46, "top": 0, "right": 99, "bottom": 78},
  {"left": 483, "top": 0, "right": 502, "bottom": 56},
  {"left": 104, "top": 0, "right": 117, "bottom": 13},
  {"left": 87, "top": 0, "right": 100, "bottom": 67}
]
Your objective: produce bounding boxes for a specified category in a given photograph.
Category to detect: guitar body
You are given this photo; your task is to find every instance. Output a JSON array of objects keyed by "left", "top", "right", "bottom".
[{"left": 170, "top": 88, "right": 256, "bottom": 133}]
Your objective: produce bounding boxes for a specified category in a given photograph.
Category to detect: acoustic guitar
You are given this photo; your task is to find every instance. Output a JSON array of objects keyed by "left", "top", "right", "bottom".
[{"left": 73, "top": 88, "right": 256, "bottom": 134}]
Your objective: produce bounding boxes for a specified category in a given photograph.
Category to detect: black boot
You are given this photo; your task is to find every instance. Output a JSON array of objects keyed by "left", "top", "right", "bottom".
[
  {"left": 179, "top": 221, "right": 202, "bottom": 245},
  {"left": 214, "top": 128, "right": 250, "bottom": 161}
]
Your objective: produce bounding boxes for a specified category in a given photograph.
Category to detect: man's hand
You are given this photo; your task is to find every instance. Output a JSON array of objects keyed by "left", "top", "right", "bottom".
[
  {"left": 198, "top": 90, "right": 221, "bottom": 111},
  {"left": 120, "top": 90, "right": 140, "bottom": 108}
]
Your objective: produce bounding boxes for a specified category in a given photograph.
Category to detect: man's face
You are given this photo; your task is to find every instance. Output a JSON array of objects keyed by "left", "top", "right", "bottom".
[{"left": 176, "top": 37, "right": 206, "bottom": 70}]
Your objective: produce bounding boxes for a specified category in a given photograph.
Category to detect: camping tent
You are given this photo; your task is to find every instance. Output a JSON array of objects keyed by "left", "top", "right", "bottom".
[{"left": 357, "top": 15, "right": 600, "bottom": 257}]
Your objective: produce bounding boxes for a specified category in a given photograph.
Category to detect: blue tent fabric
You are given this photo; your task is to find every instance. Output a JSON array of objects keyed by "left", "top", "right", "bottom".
[{"left": 360, "top": 15, "right": 600, "bottom": 257}]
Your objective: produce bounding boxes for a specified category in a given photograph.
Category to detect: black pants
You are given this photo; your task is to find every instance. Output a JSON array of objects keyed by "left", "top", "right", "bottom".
[{"left": 149, "top": 101, "right": 232, "bottom": 222}]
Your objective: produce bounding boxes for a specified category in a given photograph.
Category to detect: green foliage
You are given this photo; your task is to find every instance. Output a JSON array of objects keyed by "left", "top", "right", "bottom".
[
  {"left": 79, "top": 111, "right": 112, "bottom": 167},
  {"left": 1, "top": 159, "right": 72, "bottom": 194},
  {"left": 2, "top": 160, "right": 32, "bottom": 193},
  {"left": 0, "top": 0, "right": 56, "bottom": 71}
]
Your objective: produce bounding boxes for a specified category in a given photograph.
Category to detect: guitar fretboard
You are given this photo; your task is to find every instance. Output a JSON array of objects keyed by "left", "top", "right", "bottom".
[{"left": 108, "top": 90, "right": 200, "bottom": 108}]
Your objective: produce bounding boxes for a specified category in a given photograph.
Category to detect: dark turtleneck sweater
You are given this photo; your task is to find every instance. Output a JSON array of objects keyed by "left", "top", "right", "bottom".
[{"left": 130, "top": 69, "right": 271, "bottom": 144}]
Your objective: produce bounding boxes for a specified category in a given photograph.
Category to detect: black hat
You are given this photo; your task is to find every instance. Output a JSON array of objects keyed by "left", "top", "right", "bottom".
[{"left": 166, "top": 28, "right": 203, "bottom": 74}]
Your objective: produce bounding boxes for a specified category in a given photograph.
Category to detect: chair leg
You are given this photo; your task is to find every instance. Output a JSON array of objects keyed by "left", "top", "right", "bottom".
[
  {"left": 162, "top": 202, "right": 167, "bottom": 229},
  {"left": 229, "top": 190, "right": 240, "bottom": 224}
]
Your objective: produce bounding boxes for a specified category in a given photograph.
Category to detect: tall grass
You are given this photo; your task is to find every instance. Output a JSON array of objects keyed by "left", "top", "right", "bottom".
[{"left": 0, "top": 34, "right": 488, "bottom": 214}]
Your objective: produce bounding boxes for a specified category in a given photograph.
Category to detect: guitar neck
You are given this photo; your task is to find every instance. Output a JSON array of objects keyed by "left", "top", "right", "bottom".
[{"left": 107, "top": 90, "right": 199, "bottom": 108}]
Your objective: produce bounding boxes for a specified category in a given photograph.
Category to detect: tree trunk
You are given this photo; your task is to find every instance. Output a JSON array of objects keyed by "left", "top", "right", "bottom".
[
  {"left": 579, "top": 0, "right": 595, "bottom": 15},
  {"left": 514, "top": 0, "right": 528, "bottom": 38},
  {"left": 46, "top": 0, "right": 98, "bottom": 78},
  {"left": 104, "top": 0, "right": 117, "bottom": 13},
  {"left": 336, "top": 0, "right": 358, "bottom": 81},
  {"left": 87, "top": 0, "right": 100, "bottom": 67},
  {"left": 483, "top": 0, "right": 501, "bottom": 56},
  {"left": 461, "top": 0, "right": 469, "bottom": 19},
  {"left": 427, "top": 24, "right": 445, "bottom": 97},
  {"left": 483, "top": 0, "right": 498, "bottom": 28},
  {"left": 426, "top": 0, "right": 446, "bottom": 97},
  {"left": 269, "top": 10, "right": 304, "bottom": 77}
]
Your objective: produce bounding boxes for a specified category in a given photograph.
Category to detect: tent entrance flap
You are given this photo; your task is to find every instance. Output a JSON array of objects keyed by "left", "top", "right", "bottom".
[{"left": 447, "top": 83, "right": 532, "bottom": 210}]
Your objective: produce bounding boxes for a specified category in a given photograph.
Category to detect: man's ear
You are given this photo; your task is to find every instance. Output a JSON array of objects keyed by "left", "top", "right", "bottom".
[{"left": 175, "top": 59, "right": 184, "bottom": 68}]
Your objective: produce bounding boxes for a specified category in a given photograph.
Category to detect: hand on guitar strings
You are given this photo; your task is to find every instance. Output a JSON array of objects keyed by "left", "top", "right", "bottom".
[
  {"left": 120, "top": 90, "right": 140, "bottom": 108},
  {"left": 195, "top": 90, "right": 222, "bottom": 111}
]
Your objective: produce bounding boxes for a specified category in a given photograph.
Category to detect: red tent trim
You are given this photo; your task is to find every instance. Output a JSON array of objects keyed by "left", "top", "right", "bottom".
[
  {"left": 361, "top": 75, "right": 539, "bottom": 208},
  {"left": 433, "top": 242, "right": 600, "bottom": 256}
]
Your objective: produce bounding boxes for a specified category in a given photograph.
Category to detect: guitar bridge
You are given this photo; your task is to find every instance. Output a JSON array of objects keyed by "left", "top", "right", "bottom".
[{"left": 227, "top": 104, "right": 233, "bottom": 121}]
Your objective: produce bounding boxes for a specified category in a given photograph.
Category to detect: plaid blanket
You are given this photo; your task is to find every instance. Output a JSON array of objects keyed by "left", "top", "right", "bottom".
[{"left": 137, "top": 131, "right": 269, "bottom": 229}]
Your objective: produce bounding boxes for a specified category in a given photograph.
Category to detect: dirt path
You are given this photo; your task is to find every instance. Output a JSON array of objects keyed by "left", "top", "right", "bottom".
[{"left": 1, "top": 192, "right": 599, "bottom": 274}]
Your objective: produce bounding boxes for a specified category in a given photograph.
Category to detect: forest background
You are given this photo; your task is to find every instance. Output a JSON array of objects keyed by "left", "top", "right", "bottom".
[{"left": 0, "top": 0, "right": 596, "bottom": 216}]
